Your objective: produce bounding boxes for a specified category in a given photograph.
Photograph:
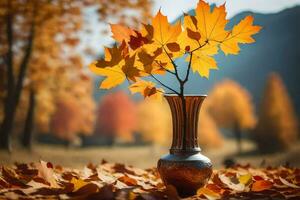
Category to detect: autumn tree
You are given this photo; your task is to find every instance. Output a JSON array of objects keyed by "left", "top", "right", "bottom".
[
  {"left": 90, "top": 0, "right": 261, "bottom": 151},
  {"left": 96, "top": 91, "right": 137, "bottom": 144},
  {"left": 137, "top": 99, "right": 172, "bottom": 146},
  {"left": 253, "top": 73, "right": 298, "bottom": 153},
  {"left": 198, "top": 106, "right": 224, "bottom": 149},
  {"left": 206, "top": 80, "right": 256, "bottom": 153},
  {"left": 0, "top": 0, "right": 152, "bottom": 150},
  {"left": 49, "top": 85, "right": 96, "bottom": 145}
]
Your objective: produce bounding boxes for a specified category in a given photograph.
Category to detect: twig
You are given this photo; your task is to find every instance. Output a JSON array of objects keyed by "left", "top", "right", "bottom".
[{"left": 150, "top": 74, "right": 180, "bottom": 95}]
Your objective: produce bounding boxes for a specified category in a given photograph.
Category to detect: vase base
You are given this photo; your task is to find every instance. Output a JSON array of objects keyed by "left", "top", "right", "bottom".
[{"left": 158, "top": 152, "right": 212, "bottom": 197}]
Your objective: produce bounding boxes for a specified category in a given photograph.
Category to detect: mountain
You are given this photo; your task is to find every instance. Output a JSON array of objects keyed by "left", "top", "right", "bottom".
[
  {"left": 93, "top": 6, "right": 300, "bottom": 114},
  {"left": 162, "top": 6, "right": 300, "bottom": 114}
]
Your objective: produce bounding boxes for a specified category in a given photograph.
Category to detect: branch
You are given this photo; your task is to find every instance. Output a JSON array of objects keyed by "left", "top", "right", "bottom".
[
  {"left": 154, "top": 60, "right": 176, "bottom": 75},
  {"left": 150, "top": 74, "right": 180, "bottom": 95},
  {"left": 162, "top": 46, "right": 183, "bottom": 83},
  {"left": 183, "top": 52, "right": 192, "bottom": 83},
  {"left": 191, "top": 40, "right": 209, "bottom": 53}
]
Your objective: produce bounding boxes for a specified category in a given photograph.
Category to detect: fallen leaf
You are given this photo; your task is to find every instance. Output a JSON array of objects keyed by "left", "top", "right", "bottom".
[{"left": 251, "top": 180, "right": 273, "bottom": 192}]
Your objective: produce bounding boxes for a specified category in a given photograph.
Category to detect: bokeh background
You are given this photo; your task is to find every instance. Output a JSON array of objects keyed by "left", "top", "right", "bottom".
[{"left": 0, "top": 0, "right": 300, "bottom": 169}]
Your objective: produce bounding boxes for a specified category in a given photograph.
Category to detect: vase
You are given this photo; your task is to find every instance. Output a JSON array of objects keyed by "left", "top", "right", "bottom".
[{"left": 157, "top": 94, "right": 212, "bottom": 197}]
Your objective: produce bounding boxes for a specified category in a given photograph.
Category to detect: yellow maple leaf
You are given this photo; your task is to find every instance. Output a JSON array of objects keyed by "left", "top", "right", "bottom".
[
  {"left": 195, "top": 1, "right": 228, "bottom": 42},
  {"left": 90, "top": 54, "right": 140, "bottom": 89},
  {"left": 129, "top": 80, "right": 163, "bottom": 100},
  {"left": 189, "top": 43, "right": 218, "bottom": 78},
  {"left": 220, "top": 15, "right": 262, "bottom": 55},
  {"left": 89, "top": 62, "right": 125, "bottom": 89},
  {"left": 70, "top": 177, "right": 88, "bottom": 191},
  {"left": 143, "top": 10, "right": 182, "bottom": 66},
  {"left": 152, "top": 10, "right": 181, "bottom": 47},
  {"left": 110, "top": 24, "right": 135, "bottom": 43}
]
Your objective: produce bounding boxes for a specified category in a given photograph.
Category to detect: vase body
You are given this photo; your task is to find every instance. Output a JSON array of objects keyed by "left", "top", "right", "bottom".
[{"left": 157, "top": 95, "right": 212, "bottom": 197}]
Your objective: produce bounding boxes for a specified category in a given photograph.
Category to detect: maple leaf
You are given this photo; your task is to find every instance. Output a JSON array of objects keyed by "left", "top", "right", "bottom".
[
  {"left": 143, "top": 10, "right": 182, "bottom": 64},
  {"left": 129, "top": 80, "right": 163, "bottom": 99},
  {"left": 70, "top": 177, "right": 88, "bottom": 191},
  {"left": 35, "top": 160, "right": 59, "bottom": 188},
  {"left": 89, "top": 62, "right": 125, "bottom": 89},
  {"left": 195, "top": 1, "right": 228, "bottom": 42},
  {"left": 94, "top": 42, "right": 128, "bottom": 68},
  {"left": 90, "top": 54, "right": 140, "bottom": 89},
  {"left": 197, "top": 187, "right": 221, "bottom": 200},
  {"left": 121, "top": 54, "right": 140, "bottom": 82},
  {"left": 128, "top": 31, "right": 149, "bottom": 50},
  {"left": 152, "top": 10, "right": 181, "bottom": 47},
  {"left": 189, "top": 44, "right": 218, "bottom": 78},
  {"left": 137, "top": 49, "right": 165, "bottom": 75},
  {"left": 220, "top": 16, "right": 261, "bottom": 55},
  {"left": 110, "top": 24, "right": 135, "bottom": 43},
  {"left": 251, "top": 180, "right": 273, "bottom": 192}
]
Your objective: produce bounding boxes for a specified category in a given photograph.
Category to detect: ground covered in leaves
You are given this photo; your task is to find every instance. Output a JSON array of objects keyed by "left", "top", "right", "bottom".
[{"left": 0, "top": 161, "right": 300, "bottom": 199}]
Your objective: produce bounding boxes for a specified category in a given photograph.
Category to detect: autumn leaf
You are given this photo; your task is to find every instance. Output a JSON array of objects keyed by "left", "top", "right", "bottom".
[
  {"left": 144, "top": 10, "right": 182, "bottom": 62},
  {"left": 195, "top": 1, "right": 228, "bottom": 42},
  {"left": 128, "top": 31, "right": 149, "bottom": 50},
  {"left": 251, "top": 180, "right": 273, "bottom": 192},
  {"left": 166, "top": 42, "right": 181, "bottom": 52},
  {"left": 90, "top": 54, "right": 140, "bottom": 89},
  {"left": 70, "top": 177, "right": 88, "bottom": 191},
  {"left": 122, "top": 54, "right": 141, "bottom": 82},
  {"left": 110, "top": 24, "right": 135, "bottom": 43},
  {"left": 189, "top": 44, "right": 218, "bottom": 78},
  {"left": 239, "top": 173, "right": 252, "bottom": 185},
  {"left": 220, "top": 16, "right": 262, "bottom": 55},
  {"left": 35, "top": 160, "right": 59, "bottom": 188},
  {"left": 137, "top": 49, "right": 165, "bottom": 75},
  {"left": 197, "top": 187, "right": 221, "bottom": 200},
  {"left": 152, "top": 10, "right": 181, "bottom": 47},
  {"left": 129, "top": 80, "right": 163, "bottom": 99},
  {"left": 94, "top": 43, "right": 128, "bottom": 68},
  {"left": 89, "top": 62, "right": 125, "bottom": 89}
]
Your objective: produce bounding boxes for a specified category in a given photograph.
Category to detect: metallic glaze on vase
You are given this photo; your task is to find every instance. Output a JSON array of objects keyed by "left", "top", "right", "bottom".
[{"left": 157, "top": 95, "right": 212, "bottom": 197}]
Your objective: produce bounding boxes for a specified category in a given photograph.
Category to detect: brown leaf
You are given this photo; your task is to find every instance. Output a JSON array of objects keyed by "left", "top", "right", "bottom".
[
  {"left": 187, "top": 28, "right": 201, "bottom": 41},
  {"left": 166, "top": 42, "right": 180, "bottom": 52}
]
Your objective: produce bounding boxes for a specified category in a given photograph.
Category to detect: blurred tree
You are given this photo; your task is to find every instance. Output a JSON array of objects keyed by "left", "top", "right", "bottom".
[
  {"left": 198, "top": 105, "right": 224, "bottom": 149},
  {"left": 49, "top": 84, "right": 96, "bottom": 145},
  {"left": 137, "top": 99, "right": 172, "bottom": 147},
  {"left": 0, "top": 0, "right": 152, "bottom": 150},
  {"left": 50, "top": 93, "right": 81, "bottom": 143},
  {"left": 96, "top": 91, "right": 137, "bottom": 144},
  {"left": 206, "top": 80, "right": 256, "bottom": 154},
  {"left": 136, "top": 99, "right": 224, "bottom": 149},
  {"left": 253, "top": 73, "right": 298, "bottom": 153}
]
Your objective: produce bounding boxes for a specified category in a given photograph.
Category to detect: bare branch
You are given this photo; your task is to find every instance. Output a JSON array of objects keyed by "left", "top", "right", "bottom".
[
  {"left": 150, "top": 74, "right": 180, "bottom": 95},
  {"left": 154, "top": 60, "right": 176, "bottom": 75},
  {"left": 162, "top": 46, "right": 183, "bottom": 83},
  {"left": 183, "top": 53, "right": 193, "bottom": 83}
]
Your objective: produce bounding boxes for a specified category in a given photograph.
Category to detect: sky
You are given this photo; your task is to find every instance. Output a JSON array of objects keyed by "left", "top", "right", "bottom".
[
  {"left": 82, "top": 0, "right": 300, "bottom": 66},
  {"left": 154, "top": 0, "right": 300, "bottom": 20}
]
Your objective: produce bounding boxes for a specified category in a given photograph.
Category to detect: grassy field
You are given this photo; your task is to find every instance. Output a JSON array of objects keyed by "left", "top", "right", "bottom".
[{"left": 1, "top": 139, "right": 300, "bottom": 169}]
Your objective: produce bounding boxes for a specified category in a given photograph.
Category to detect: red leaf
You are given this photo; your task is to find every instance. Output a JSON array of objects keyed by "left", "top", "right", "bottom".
[{"left": 251, "top": 180, "right": 273, "bottom": 192}]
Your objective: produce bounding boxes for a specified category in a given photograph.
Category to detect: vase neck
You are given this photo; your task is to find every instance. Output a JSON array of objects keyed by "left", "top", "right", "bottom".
[{"left": 165, "top": 95, "right": 206, "bottom": 154}]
